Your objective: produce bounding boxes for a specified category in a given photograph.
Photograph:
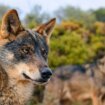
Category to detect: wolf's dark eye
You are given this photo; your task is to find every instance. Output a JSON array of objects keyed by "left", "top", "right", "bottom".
[
  {"left": 20, "top": 46, "right": 33, "bottom": 56},
  {"left": 22, "top": 48, "right": 29, "bottom": 54},
  {"left": 41, "top": 48, "right": 47, "bottom": 59}
]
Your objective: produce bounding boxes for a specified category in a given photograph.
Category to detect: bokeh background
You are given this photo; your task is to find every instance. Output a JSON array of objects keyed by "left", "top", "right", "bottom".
[{"left": 0, "top": 0, "right": 105, "bottom": 105}]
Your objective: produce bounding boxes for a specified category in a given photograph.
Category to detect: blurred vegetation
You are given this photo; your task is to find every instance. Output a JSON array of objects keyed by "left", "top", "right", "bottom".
[
  {"left": 49, "top": 21, "right": 105, "bottom": 68},
  {"left": 24, "top": 5, "right": 50, "bottom": 28},
  {"left": 0, "top": 5, "right": 10, "bottom": 19},
  {"left": 93, "top": 8, "right": 105, "bottom": 22},
  {"left": 0, "top": 4, "right": 105, "bottom": 105}
]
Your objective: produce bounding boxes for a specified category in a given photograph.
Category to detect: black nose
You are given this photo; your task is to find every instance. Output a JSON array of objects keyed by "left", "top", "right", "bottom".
[{"left": 40, "top": 67, "right": 52, "bottom": 80}]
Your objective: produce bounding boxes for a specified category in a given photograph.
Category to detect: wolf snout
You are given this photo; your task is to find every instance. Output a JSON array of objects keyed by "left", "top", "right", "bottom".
[{"left": 40, "top": 67, "right": 52, "bottom": 80}]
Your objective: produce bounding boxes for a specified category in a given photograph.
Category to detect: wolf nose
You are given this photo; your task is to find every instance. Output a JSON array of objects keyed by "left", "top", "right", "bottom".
[{"left": 41, "top": 68, "right": 52, "bottom": 80}]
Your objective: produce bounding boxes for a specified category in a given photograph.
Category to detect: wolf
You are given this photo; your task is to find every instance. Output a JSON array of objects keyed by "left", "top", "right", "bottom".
[
  {"left": 43, "top": 56, "right": 105, "bottom": 105},
  {"left": 0, "top": 9, "right": 56, "bottom": 105}
]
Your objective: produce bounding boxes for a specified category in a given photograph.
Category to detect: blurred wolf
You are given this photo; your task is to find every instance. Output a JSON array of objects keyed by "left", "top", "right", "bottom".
[
  {"left": 43, "top": 56, "right": 105, "bottom": 105},
  {"left": 0, "top": 9, "right": 56, "bottom": 105}
]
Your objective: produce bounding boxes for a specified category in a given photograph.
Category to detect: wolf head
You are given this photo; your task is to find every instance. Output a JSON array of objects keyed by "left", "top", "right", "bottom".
[{"left": 0, "top": 9, "right": 56, "bottom": 84}]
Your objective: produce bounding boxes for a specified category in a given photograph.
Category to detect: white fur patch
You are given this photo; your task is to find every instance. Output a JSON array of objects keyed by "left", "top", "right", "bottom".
[{"left": 6, "top": 52, "right": 14, "bottom": 60}]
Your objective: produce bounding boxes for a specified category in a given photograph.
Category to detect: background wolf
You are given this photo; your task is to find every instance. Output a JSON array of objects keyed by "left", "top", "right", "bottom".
[
  {"left": 43, "top": 55, "right": 105, "bottom": 105},
  {"left": 0, "top": 9, "right": 56, "bottom": 105}
]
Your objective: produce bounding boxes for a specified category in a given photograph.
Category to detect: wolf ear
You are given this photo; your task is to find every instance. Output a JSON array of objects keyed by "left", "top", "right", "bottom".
[
  {"left": 36, "top": 18, "right": 56, "bottom": 39},
  {"left": 0, "top": 9, "right": 24, "bottom": 40}
]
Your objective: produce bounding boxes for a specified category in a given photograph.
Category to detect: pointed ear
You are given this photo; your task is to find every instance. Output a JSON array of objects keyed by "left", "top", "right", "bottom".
[
  {"left": 0, "top": 9, "right": 24, "bottom": 40},
  {"left": 36, "top": 18, "right": 56, "bottom": 38}
]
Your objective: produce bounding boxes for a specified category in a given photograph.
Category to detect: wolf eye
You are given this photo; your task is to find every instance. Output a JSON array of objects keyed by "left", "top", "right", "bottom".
[
  {"left": 21, "top": 47, "right": 33, "bottom": 55},
  {"left": 22, "top": 48, "right": 29, "bottom": 54},
  {"left": 41, "top": 48, "right": 47, "bottom": 59}
]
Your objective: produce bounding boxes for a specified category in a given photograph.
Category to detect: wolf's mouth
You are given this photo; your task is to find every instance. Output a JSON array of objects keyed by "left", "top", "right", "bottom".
[
  {"left": 22, "top": 73, "right": 48, "bottom": 84},
  {"left": 23, "top": 73, "right": 31, "bottom": 80}
]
